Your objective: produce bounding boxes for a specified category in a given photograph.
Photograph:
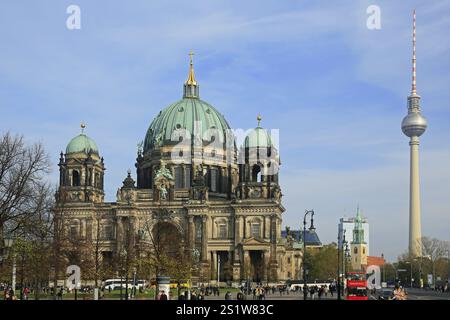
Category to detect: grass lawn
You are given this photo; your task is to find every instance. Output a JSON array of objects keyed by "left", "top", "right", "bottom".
[{"left": 33, "top": 287, "right": 242, "bottom": 300}]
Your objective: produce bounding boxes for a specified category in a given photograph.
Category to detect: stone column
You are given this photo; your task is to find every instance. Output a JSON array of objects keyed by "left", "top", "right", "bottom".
[
  {"left": 188, "top": 216, "right": 195, "bottom": 250},
  {"left": 220, "top": 167, "right": 226, "bottom": 193},
  {"left": 263, "top": 250, "right": 270, "bottom": 282},
  {"left": 86, "top": 217, "right": 93, "bottom": 241},
  {"left": 212, "top": 251, "right": 217, "bottom": 281},
  {"left": 264, "top": 216, "right": 270, "bottom": 239},
  {"left": 243, "top": 250, "right": 251, "bottom": 280},
  {"left": 117, "top": 217, "right": 124, "bottom": 250},
  {"left": 81, "top": 219, "right": 86, "bottom": 239},
  {"left": 201, "top": 216, "right": 208, "bottom": 262}
]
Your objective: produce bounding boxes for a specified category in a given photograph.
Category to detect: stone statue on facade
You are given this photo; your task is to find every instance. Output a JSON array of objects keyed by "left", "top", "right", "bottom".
[{"left": 154, "top": 162, "right": 174, "bottom": 201}]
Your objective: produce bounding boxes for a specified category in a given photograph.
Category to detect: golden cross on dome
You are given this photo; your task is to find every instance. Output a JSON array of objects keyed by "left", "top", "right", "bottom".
[
  {"left": 189, "top": 50, "right": 195, "bottom": 65},
  {"left": 185, "top": 50, "right": 197, "bottom": 85}
]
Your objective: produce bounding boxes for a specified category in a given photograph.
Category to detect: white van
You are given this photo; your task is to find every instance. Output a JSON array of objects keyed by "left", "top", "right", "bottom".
[
  {"left": 103, "top": 279, "right": 147, "bottom": 291},
  {"left": 103, "top": 279, "right": 134, "bottom": 291}
]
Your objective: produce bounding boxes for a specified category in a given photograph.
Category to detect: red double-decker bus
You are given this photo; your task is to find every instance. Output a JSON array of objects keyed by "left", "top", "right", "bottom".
[{"left": 345, "top": 272, "right": 368, "bottom": 300}]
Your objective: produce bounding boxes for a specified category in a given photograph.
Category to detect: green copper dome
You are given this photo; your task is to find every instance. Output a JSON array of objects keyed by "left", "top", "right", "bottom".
[
  {"left": 144, "top": 98, "right": 231, "bottom": 152},
  {"left": 244, "top": 126, "right": 272, "bottom": 149},
  {"left": 66, "top": 133, "right": 99, "bottom": 155}
]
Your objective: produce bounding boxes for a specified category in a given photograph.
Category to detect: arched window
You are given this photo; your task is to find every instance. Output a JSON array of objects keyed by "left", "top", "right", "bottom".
[
  {"left": 72, "top": 170, "right": 80, "bottom": 186},
  {"left": 252, "top": 164, "right": 261, "bottom": 182},
  {"left": 363, "top": 248, "right": 366, "bottom": 254},
  {"left": 354, "top": 247, "right": 358, "bottom": 254}
]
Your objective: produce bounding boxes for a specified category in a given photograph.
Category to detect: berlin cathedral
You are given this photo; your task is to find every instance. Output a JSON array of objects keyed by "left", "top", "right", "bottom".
[{"left": 55, "top": 54, "right": 302, "bottom": 283}]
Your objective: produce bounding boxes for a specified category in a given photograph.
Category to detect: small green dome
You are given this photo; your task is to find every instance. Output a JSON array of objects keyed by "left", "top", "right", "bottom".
[
  {"left": 244, "top": 126, "right": 272, "bottom": 148},
  {"left": 144, "top": 98, "right": 231, "bottom": 152},
  {"left": 66, "top": 133, "right": 99, "bottom": 155}
]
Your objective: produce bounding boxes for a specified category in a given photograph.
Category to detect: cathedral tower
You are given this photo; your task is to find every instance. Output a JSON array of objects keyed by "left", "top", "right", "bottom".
[
  {"left": 350, "top": 208, "right": 367, "bottom": 271},
  {"left": 57, "top": 123, "right": 105, "bottom": 203}
]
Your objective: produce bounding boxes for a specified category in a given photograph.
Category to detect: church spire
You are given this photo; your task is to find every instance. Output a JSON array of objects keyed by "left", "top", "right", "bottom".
[{"left": 183, "top": 51, "right": 199, "bottom": 98}]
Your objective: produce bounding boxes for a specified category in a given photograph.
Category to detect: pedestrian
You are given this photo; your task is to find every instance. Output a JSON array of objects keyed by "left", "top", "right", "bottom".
[
  {"left": 303, "top": 285, "right": 308, "bottom": 298},
  {"left": 260, "top": 287, "right": 266, "bottom": 300},
  {"left": 159, "top": 290, "right": 168, "bottom": 300},
  {"left": 23, "top": 287, "right": 30, "bottom": 300}
]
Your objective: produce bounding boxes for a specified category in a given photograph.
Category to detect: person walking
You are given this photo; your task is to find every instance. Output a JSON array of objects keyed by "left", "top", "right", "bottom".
[
  {"left": 159, "top": 290, "right": 168, "bottom": 300},
  {"left": 260, "top": 287, "right": 266, "bottom": 300},
  {"left": 309, "top": 286, "right": 315, "bottom": 300},
  {"left": 302, "top": 285, "right": 308, "bottom": 299}
]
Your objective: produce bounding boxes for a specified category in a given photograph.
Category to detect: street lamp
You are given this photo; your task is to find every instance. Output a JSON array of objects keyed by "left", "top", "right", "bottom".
[
  {"left": 4, "top": 235, "right": 16, "bottom": 295},
  {"left": 447, "top": 250, "right": 450, "bottom": 284},
  {"left": 405, "top": 261, "right": 413, "bottom": 288},
  {"left": 337, "top": 229, "right": 346, "bottom": 300},
  {"left": 302, "top": 209, "right": 314, "bottom": 300}
]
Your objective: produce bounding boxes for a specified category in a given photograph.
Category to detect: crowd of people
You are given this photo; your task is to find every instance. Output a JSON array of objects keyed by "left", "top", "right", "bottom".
[
  {"left": 1, "top": 285, "right": 31, "bottom": 300},
  {"left": 174, "top": 282, "right": 338, "bottom": 300}
]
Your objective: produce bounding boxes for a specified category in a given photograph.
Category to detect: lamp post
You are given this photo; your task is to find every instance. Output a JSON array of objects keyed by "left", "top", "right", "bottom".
[
  {"left": 4, "top": 236, "right": 16, "bottom": 296},
  {"left": 337, "top": 229, "right": 346, "bottom": 300},
  {"left": 405, "top": 261, "right": 413, "bottom": 288},
  {"left": 447, "top": 251, "right": 450, "bottom": 283},
  {"left": 302, "top": 209, "right": 314, "bottom": 300},
  {"left": 344, "top": 240, "right": 350, "bottom": 286}
]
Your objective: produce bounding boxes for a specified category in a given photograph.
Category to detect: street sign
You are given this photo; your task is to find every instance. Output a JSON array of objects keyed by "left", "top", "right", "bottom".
[{"left": 397, "top": 269, "right": 407, "bottom": 272}]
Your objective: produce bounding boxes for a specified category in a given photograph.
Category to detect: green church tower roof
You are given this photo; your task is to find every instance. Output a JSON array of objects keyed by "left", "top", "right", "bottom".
[
  {"left": 66, "top": 124, "right": 99, "bottom": 155},
  {"left": 352, "top": 206, "right": 366, "bottom": 244},
  {"left": 244, "top": 115, "right": 273, "bottom": 149}
]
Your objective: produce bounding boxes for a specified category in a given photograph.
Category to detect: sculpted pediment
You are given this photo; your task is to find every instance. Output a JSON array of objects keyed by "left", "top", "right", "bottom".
[{"left": 241, "top": 237, "right": 269, "bottom": 246}]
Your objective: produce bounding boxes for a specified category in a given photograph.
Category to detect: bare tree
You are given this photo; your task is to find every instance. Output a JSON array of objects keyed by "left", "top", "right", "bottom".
[
  {"left": 0, "top": 132, "right": 51, "bottom": 237},
  {"left": 420, "top": 237, "right": 450, "bottom": 285}
]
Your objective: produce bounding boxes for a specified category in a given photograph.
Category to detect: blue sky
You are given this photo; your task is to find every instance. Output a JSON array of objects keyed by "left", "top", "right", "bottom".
[{"left": 0, "top": 1, "right": 449, "bottom": 261}]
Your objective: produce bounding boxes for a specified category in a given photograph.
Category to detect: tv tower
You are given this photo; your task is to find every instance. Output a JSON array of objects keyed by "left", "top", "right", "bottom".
[{"left": 401, "top": 10, "right": 427, "bottom": 257}]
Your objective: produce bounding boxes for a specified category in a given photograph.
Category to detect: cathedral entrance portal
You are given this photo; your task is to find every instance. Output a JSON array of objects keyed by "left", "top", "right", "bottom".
[
  {"left": 152, "top": 222, "right": 182, "bottom": 258},
  {"left": 249, "top": 251, "right": 264, "bottom": 283}
]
